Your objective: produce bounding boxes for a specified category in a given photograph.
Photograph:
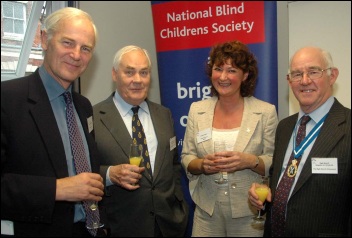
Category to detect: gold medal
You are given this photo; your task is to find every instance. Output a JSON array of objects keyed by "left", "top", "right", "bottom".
[{"left": 287, "top": 159, "right": 298, "bottom": 177}]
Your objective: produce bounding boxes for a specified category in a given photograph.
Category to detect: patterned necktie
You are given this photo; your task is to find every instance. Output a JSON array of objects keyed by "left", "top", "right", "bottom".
[
  {"left": 271, "top": 115, "right": 311, "bottom": 237},
  {"left": 131, "top": 106, "right": 153, "bottom": 179},
  {"left": 63, "top": 92, "right": 99, "bottom": 236}
]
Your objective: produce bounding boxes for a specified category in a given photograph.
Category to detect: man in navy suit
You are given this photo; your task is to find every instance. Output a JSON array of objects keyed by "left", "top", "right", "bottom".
[
  {"left": 1, "top": 7, "right": 106, "bottom": 237},
  {"left": 249, "top": 47, "right": 351, "bottom": 237}
]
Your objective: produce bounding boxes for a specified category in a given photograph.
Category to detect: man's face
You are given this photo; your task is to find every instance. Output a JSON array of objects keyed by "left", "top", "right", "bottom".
[
  {"left": 113, "top": 50, "right": 151, "bottom": 106},
  {"left": 289, "top": 47, "right": 338, "bottom": 113},
  {"left": 41, "top": 17, "right": 95, "bottom": 89}
]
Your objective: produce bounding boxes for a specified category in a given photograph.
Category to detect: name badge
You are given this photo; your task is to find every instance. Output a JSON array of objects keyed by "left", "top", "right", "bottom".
[
  {"left": 87, "top": 116, "right": 93, "bottom": 133},
  {"left": 196, "top": 128, "right": 211, "bottom": 144},
  {"left": 170, "top": 136, "right": 176, "bottom": 151},
  {"left": 311, "top": 158, "right": 338, "bottom": 174},
  {"left": 1, "top": 220, "right": 14, "bottom": 235}
]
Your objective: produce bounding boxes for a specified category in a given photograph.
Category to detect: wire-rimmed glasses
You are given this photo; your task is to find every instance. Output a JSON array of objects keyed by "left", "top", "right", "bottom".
[{"left": 287, "top": 68, "right": 331, "bottom": 82}]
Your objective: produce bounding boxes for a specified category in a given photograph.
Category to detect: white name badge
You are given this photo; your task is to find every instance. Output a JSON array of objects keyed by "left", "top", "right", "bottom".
[
  {"left": 1, "top": 220, "right": 14, "bottom": 235},
  {"left": 196, "top": 128, "right": 211, "bottom": 144},
  {"left": 87, "top": 116, "right": 93, "bottom": 133},
  {"left": 170, "top": 136, "right": 176, "bottom": 151},
  {"left": 311, "top": 157, "right": 338, "bottom": 174}
]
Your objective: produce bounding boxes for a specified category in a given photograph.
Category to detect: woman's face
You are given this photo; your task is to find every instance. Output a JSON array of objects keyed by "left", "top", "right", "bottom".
[{"left": 211, "top": 59, "right": 248, "bottom": 98}]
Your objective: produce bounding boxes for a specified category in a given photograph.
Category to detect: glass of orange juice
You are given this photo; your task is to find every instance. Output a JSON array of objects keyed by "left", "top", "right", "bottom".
[
  {"left": 129, "top": 143, "right": 142, "bottom": 186},
  {"left": 129, "top": 144, "right": 142, "bottom": 166},
  {"left": 252, "top": 176, "right": 269, "bottom": 226}
]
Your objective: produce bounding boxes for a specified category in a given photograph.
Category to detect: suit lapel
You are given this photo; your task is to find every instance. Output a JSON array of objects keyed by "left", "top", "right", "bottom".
[
  {"left": 197, "top": 97, "right": 216, "bottom": 154},
  {"left": 272, "top": 115, "right": 297, "bottom": 192},
  {"left": 28, "top": 73, "right": 68, "bottom": 178},
  {"left": 148, "top": 102, "right": 164, "bottom": 181},
  {"left": 235, "top": 98, "right": 260, "bottom": 152},
  {"left": 98, "top": 96, "right": 131, "bottom": 162}
]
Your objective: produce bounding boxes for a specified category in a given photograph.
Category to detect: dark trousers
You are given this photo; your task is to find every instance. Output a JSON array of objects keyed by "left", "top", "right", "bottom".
[{"left": 154, "top": 220, "right": 163, "bottom": 237}]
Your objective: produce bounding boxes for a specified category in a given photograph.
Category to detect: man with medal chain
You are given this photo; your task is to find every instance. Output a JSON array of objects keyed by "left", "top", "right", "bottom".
[{"left": 248, "top": 46, "right": 351, "bottom": 237}]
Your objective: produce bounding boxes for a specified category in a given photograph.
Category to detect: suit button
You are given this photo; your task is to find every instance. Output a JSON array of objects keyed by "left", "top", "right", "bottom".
[
  {"left": 149, "top": 211, "right": 155, "bottom": 216},
  {"left": 152, "top": 186, "right": 155, "bottom": 190}
]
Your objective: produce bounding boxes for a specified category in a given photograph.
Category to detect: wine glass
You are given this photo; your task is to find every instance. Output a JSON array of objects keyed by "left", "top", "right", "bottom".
[
  {"left": 129, "top": 143, "right": 143, "bottom": 185},
  {"left": 252, "top": 176, "right": 269, "bottom": 226},
  {"left": 86, "top": 201, "right": 104, "bottom": 229},
  {"left": 213, "top": 140, "right": 228, "bottom": 184}
]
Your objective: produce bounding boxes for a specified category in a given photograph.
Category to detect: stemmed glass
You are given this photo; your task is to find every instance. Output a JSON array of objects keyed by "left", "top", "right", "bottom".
[
  {"left": 129, "top": 143, "right": 142, "bottom": 185},
  {"left": 252, "top": 176, "right": 269, "bottom": 226},
  {"left": 86, "top": 201, "right": 104, "bottom": 229},
  {"left": 213, "top": 140, "right": 228, "bottom": 184}
]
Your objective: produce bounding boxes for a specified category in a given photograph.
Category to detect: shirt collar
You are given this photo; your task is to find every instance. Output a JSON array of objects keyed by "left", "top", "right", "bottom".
[
  {"left": 113, "top": 90, "right": 149, "bottom": 116},
  {"left": 298, "top": 96, "right": 334, "bottom": 124},
  {"left": 39, "top": 66, "right": 71, "bottom": 101}
]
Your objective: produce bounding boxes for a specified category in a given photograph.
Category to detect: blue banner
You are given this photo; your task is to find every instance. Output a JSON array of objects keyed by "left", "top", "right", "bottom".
[{"left": 151, "top": 1, "right": 277, "bottom": 235}]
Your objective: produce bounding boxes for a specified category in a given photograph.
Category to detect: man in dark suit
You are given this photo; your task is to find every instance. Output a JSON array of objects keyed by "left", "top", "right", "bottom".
[
  {"left": 93, "top": 45, "right": 188, "bottom": 237},
  {"left": 249, "top": 46, "right": 351, "bottom": 237},
  {"left": 1, "top": 7, "right": 106, "bottom": 237}
]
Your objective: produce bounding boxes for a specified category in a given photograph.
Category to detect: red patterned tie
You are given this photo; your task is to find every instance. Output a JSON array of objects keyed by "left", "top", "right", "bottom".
[
  {"left": 132, "top": 106, "right": 153, "bottom": 179},
  {"left": 271, "top": 115, "right": 311, "bottom": 237},
  {"left": 64, "top": 92, "right": 99, "bottom": 236}
]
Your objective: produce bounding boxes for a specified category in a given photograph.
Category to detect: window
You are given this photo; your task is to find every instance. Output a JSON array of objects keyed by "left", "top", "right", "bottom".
[
  {"left": 2, "top": 1, "right": 26, "bottom": 39},
  {"left": 1, "top": 1, "right": 68, "bottom": 81}
]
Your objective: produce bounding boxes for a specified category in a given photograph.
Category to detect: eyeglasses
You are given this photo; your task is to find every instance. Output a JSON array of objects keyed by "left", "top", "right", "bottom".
[{"left": 287, "top": 68, "right": 331, "bottom": 82}]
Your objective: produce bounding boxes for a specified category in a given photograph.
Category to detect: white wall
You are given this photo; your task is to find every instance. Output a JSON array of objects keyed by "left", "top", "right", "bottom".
[
  {"left": 288, "top": 1, "right": 351, "bottom": 113},
  {"left": 79, "top": 1, "right": 160, "bottom": 106}
]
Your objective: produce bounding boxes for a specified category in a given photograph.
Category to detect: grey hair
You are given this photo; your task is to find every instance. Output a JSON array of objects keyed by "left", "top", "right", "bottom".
[
  {"left": 321, "top": 49, "right": 334, "bottom": 69},
  {"left": 288, "top": 47, "right": 334, "bottom": 75},
  {"left": 113, "top": 45, "right": 152, "bottom": 71},
  {"left": 42, "top": 7, "right": 98, "bottom": 45}
]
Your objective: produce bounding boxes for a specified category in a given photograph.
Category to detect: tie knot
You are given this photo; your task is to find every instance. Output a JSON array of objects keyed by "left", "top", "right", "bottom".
[
  {"left": 300, "top": 115, "right": 311, "bottom": 126},
  {"left": 132, "top": 106, "right": 140, "bottom": 115},
  {"left": 63, "top": 91, "right": 72, "bottom": 105}
]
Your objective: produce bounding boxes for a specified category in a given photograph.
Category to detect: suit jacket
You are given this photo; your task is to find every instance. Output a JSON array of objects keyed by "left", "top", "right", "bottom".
[
  {"left": 1, "top": 70, "right": 103, "bottom": 236},
  {"left": 181, "top": 96, "right": 278, "bottom": 217},
  {"left": 265, "top": 98, "right": 351, "bottom": 237},
  {"left": 93, "top": 93, "right": 188, "bottom": 237}
]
